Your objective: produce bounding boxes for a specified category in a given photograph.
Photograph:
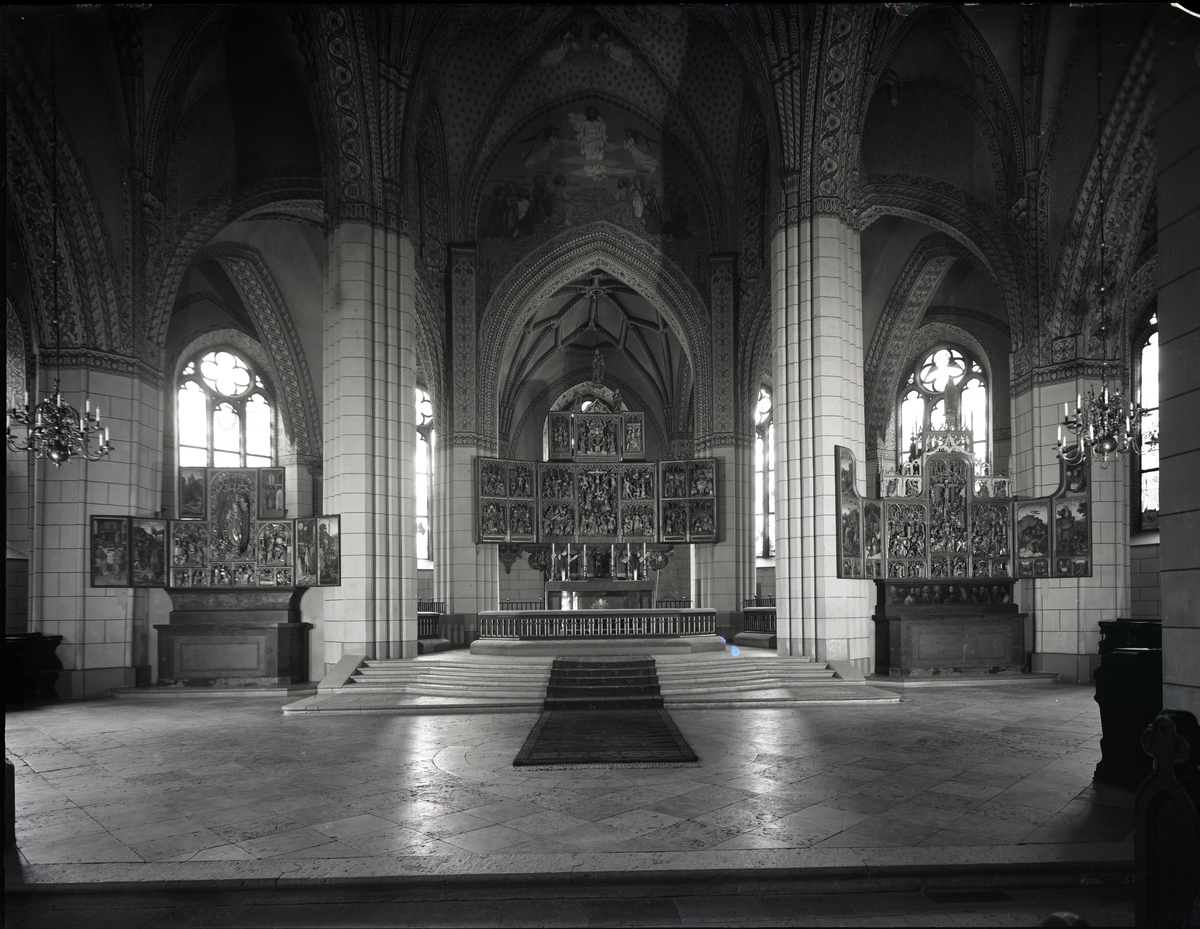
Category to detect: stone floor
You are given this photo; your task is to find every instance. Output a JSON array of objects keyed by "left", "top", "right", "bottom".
[{"left": 5, "top": 678, "right": 1136, "bottom": 926}]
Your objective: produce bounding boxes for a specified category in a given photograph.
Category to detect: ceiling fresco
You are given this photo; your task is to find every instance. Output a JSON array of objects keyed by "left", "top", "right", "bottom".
[{"left": 475, "top": 100, "right": 710, "bottom": 285}]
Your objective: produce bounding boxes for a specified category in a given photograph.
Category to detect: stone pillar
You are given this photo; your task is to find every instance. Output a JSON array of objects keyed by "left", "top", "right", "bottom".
[
  {"left": 694, "top": 255, "right": 755, "bottom": 635},
  {"left": 772, "top": 212, "right": 872, "bottom": 670},
  {"left": 1157, "top": 16, "right": 1200, "bottom": 717},
  {"left": 322, "top": 222, "right": 418, "bottom": 665},
  {"left": 433, "top": 245, "right": 498, "bottom": 638},
  {"left": 282, "top": 460, "right": 319, "bottom": 518},
  {"left": 1010, "top": 377, "right": 1129, "bottom": 682},
  {"left": 33, "top": 362, "right": 162, "bottom": 696}
]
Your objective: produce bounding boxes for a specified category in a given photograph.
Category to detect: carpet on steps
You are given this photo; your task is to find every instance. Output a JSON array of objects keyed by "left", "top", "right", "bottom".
[{"left": 513, "top": 656, "right": 698, "bottom": 769}]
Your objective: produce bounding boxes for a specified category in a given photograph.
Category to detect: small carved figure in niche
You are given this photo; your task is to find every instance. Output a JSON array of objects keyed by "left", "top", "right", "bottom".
[
  {"left": 904, "top": 589, "right": 916, "bottom": 604},
  {"left": 510, "top": 467, "right": 532, "bottom": 498},
  {"left": 920, "top": 585, "right": 931, "bottom": 604},
  {"left": 481, "top": 464, "right": 507, "bottom": 497},
  {"left": 690, "top": 464, "right": 714, "bottom": 496},
  {"left": 623, "top": 468, "right": 653, "bottom": 499},
  {"left": 511, "top": 504, "right": 533, "bottom": 537},
  {"left": 211, "top": 563, "right": 232, "bottom": 586},
  {"left": 663, "top": 501, "right": 687, "bottom": 537},
  {"left": 542, "top": 502, "right": 575, "bottom": 537},
  {"left": 481, "top": 501, "right": 506, "bottom": 537},
  {"left": 664, "top": 466, "right": 686, "bottom": 498},
  {"left": 551, "top": 418, "right": 571, "bottom": 454},
  {"left": 624, "top": 419, "right": 643, "bottom": 454},
  {"left": 591, "top": 347, "right": 605, "bottom": 384}
]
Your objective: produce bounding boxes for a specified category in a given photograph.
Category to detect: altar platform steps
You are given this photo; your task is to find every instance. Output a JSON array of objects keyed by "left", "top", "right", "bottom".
[
  {"left": 282, "top": 650, "right": 898, "bottom": 714},
  {"left": 542, "top": 657, "right": 665, "bottom": 711}
]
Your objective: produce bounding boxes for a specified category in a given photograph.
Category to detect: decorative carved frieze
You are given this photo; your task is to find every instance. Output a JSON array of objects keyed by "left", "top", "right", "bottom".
[
  {"left": 449, "top": 246, "right": 478, "bottom": 436},
  {"left": 709, "top": 255, "right": 736, "bottom": 437}
]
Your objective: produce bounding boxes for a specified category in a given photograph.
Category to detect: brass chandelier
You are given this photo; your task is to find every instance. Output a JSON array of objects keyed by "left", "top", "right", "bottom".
[
  {"left": 6, "top": 22, "right": 113, "bottom": 467},
  {"left": 1055, "top": 17, "right": 1149, "bottom": 467}
]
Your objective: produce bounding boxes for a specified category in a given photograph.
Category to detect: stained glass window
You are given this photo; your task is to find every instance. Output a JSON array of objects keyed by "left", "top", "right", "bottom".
[
  {"left": 755, "top": 387, "right": 775, "bottom": 557},
  {"left": 1135, "top": 312, "right": 1159, "bottom": 530},
  {"left": 897, "top": 346, "right": 988, "bottom": 466},
  {"left": 177, "top": 349, "right": 274, "bottom": 467},
  {"left": 416, "top": 387, "right": 434, "bottom": 563}
]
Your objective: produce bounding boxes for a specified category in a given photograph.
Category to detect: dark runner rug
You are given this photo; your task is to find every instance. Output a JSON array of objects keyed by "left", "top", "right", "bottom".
[{"left": 513, "top": 656, "right": 699, "bottom": 769}]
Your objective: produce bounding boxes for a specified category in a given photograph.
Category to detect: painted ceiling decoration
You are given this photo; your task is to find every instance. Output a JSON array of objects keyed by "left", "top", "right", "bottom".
[{"left": 2, "top": 3, "right": 1160, "bottom": 454}]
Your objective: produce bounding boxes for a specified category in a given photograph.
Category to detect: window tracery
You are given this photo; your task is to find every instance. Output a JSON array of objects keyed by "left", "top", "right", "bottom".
[
  {"left": 755, "top": 386, "right": 775, "bottom": 558},
  {"left": 1134, "top": 311, "right": 1159, "bottom": 530},
  {"left": 416, "top": 387, "right": 434, "bottom": 563},
  {"left": 897, "top": 346, "right": 989, "bottom": 467},
  {"left": 177, "top": 349, "right": 274, "bottom": 468}
]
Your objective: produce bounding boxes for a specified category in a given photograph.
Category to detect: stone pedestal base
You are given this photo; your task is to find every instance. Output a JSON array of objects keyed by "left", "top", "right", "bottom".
[
  {"left": 873, "top": 613, "right": 1026, "bottom": 677},
  {"left": 156, "top": 588, "right": 311, "bottom": 687}
]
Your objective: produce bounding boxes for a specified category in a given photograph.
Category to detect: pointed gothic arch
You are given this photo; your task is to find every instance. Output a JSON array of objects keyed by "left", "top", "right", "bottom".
[{"left": 477, "top": 221, "right": 711, "bottom": 448}]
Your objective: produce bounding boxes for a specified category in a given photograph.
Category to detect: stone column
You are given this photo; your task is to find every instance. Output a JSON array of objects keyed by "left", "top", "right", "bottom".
[
  {"left": 694, "top": 255, "right": 755, "bottom": 636},
  {"left": 772, "top": 210, "right": 872, "bottom": 671},
  {"left": 1010, "top": 376, "right": 1129, "bottom": 682},
  {"left": 321, "top": 222, "right": 418, "bottom": 666},
  {"left": 1157, "top": 16, "right": 1200, "bottom": 717},
  {"left": 32, "top": 361, "right": 162, "bottom": 696},
  {"left": 433, "top": 246, "right": 498, "bottom": 640}
]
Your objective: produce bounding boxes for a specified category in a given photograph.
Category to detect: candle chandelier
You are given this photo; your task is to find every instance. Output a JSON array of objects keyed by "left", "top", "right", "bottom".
[
  {"left": 6, "top": 23, "right": 113, "bottom": 467},
  {"left": 1055, "top": 17, "right": 1149, "bottom": 467}
]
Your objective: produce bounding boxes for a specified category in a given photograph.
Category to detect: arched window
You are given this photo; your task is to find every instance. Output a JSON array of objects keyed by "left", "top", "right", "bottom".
[
  {"left": 1134, "top": 311, "right": 1159, "bottom": 530},
  {"left": 755, "top": 386, "right": 775, "bottom": 558},
  {"left": 897, "top": 346, "right": 988, "bottom": 465},
  {"left": 415, "top": 387, "right": 434, "bottom": 563},
  {"left": 178, "top": 349, "right": 275, "bottom": 467}
]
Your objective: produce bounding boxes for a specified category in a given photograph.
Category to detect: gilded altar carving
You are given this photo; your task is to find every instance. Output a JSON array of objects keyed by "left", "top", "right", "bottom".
[
  {"left": 836, "top": 430, "right": 1090, "bottom": 585},
  {"left": 475, "top": 456, "right": 715, "bottom": 543}
]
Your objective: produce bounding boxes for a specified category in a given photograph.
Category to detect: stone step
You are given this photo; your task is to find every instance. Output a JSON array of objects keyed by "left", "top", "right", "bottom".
[
  {"left": 544, "top": 697, "right": 664, "bottom": 711},
  {"left": 354, "top": 669, "right": 549, "bottom": 681},
  {"left": 546, "top": 684, "right": 661, "bottom": 698}
]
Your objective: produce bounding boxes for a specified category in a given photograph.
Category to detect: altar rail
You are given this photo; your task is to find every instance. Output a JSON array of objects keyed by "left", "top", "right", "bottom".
[
  {"left": 501, "top": 600, "right": 545, "bottom": 611},
  {"left": 417, "top": 612, "right": 441, "bottom": 639},
  {"left": 478, "top": 609, "right": 716, "bottom": 639},
  {"left": 742, "top": 606, "right": 777, "bottom": 634}
]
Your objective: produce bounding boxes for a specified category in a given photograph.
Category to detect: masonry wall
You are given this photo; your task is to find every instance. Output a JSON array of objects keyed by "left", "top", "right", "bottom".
[
  {"left": 1157, "top": 16, "right": 1200, "bottom": 717},
  {"left": 1129, "top": 542, "right": 1161, "bottom": 620}
]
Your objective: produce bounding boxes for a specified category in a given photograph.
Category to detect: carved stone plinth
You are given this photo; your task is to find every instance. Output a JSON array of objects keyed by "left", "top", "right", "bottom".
[
  {"left": 156, "top": 588, "right": 310, "bottom": 687},
  {"left": 873, "top": 581, "right": 1025, "bottom": 677}
]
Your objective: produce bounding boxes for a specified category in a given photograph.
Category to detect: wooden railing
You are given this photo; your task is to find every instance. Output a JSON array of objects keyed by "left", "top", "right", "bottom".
[
  {"left": 742, "top": 606, "right": 777, "bottom": 634},
  {"left": 478, "top": 609, "right": 716, "bottom": 639},
  {"left": 500, "top": 599, "right": 545, "bottom": 611},
  {"left": 417, "top": 612, "right": 441, "bottom": 639},
  {"left": 655, "top": 598, "right": 691, "bottom": 608},
  {"left": 417, "top": 599, "right": 446, "bottom": 613}
]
